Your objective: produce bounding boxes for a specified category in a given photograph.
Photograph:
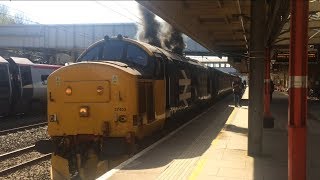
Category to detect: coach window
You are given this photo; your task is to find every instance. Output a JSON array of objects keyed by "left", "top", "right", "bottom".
[
  {"left": 102, "top": 41, "right": 124, "bottom": 61},
  {"left": 79, "top": 44, "right": 102, "bottom": 61},
  {"left": 41, "top": 75, "right": 49, "bottom": 85},
  {"left": 126, "top": 44, "right": 148, "bottom": 66},
  {"left": 0, "top": 65, "right": 9, "bottom": 84},
  {"left": 20, "top": 66, "right": 32, "bottom": 87}
]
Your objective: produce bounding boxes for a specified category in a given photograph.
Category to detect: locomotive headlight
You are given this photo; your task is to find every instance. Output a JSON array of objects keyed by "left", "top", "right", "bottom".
[
  {"left": 79, "top": 106, "right": 89, "bottom": 117},
  {"left": 65, "top": 87, "right": 72, "bottom": 96}
]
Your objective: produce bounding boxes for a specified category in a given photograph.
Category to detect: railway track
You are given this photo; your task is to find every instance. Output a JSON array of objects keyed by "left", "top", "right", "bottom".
[
  {"left": 0, "top": 122, "right": 47, "bottom": 135},
  {"left": 0, "top": 145, "right": 51, "bottom": 176}
]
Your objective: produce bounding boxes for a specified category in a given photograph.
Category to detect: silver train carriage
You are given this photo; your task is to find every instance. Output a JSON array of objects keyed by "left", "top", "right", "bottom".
[{"left": 0, "top": 56, "right": 61, "bottom": 116}]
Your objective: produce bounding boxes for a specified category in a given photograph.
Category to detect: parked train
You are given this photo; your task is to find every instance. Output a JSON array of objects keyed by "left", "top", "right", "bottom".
[
  {"left": 35, "top": 35, "right": 240, "bottom": 179},
  {"left": 0, "top": 56, "right": 61, "bottom": 116}
]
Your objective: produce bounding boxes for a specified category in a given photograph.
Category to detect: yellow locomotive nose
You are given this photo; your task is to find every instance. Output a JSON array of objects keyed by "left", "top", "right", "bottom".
[{"left": 47, "top": 62, "right": 138, "bottom": 137}]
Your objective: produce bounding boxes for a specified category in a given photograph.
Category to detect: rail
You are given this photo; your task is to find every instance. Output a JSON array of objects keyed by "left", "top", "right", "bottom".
[
  {"left": 0, "top": 145, "right": 35, "bottom": 161},
  {"left": 0, "top": 154, "right": 51, "bottom": 176},
  {"left": 0, "top": 122, "right": 47, "bottom": 135}
]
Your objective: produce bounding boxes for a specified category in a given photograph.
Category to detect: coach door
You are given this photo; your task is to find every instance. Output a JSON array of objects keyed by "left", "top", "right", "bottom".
[
  {"left": 0, "top": 62, "right": 11, "bottom": 115},
  {"left": 19, "top": 65, "right": 33, "bottom": 101}
]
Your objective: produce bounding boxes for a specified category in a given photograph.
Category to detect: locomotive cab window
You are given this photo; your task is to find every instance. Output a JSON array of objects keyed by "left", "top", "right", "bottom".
[
  {"left": 102, "top": 41, "right": 124, "bottom": 61},
  {"left": 78, "top": 40, "right": 125, "bottom": 62},
  {"left": 126, "top": 44, "right": 148, "bottom": 66},
  {"left": 79, "top": 44, "right": 102, "bottom": 61},
  {"left": 77, "top": 40, "right": 148, "bottom": 68}
]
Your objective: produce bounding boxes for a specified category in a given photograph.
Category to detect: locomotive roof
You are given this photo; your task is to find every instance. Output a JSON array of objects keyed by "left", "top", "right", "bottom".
[
  {"left": 10, "top": 57, "right": 34, "bottom": 65},
  {"left": 122, "top": 38, "right": 207, "bottom": 68},
  {"left": 210, "top": 67, "right": 239, "bottom": 77},
  {"left": 80, "top": 36, "right": 209, "bottom": 70},
  {"left": 95, "top": 37, "right": 207, "bottom": 69},
  {"left": 0, "top": 56, "right": 8, "bottom": 64}
]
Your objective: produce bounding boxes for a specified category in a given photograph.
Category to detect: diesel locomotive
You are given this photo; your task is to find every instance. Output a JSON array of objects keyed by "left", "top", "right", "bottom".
[
  {"left": 0, "top": 56, "right": 61, "bottom": 116},
  {"left": 36, "top": 35, "right": 240, "bottom": 179}
]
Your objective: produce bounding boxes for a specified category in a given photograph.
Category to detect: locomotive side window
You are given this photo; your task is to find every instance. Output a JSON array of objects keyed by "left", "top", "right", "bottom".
[
  {"left": 126, "top": 44, "right": 148, "bottom": 66},
  {"left": 102, "top": 41, "right": 124, "bottom": 61},
  {"left": 154, "top": 56, "right": 164, "bottom": 79},
  {"left": 79, "top": 44, "right": 102, "bottom": 61}
]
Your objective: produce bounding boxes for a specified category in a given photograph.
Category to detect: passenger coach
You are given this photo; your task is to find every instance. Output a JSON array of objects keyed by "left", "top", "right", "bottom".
[{"left": 0, "top": 57, "right": 61, "bottom": 116}]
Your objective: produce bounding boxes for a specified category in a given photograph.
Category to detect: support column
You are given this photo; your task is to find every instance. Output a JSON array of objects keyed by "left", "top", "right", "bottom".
[
  {"left": 288, "top": 1, "right": 308, "bottom": 180},
  {"left": 248, "top": 0, "right": 265, "bottom": 156},
  {"left": 263, "top": 47, "right": 274, "bottom": 128}
]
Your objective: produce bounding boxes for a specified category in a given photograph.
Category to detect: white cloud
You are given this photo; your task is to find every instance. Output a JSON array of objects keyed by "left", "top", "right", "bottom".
[{"left": 0, "top": 1, "right": 141, "bottom": 24}]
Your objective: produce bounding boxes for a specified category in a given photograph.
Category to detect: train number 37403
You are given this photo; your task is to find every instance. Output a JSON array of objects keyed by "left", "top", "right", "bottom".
[{"left": 114, "top": 107, "right": 126, "bottom": 111}]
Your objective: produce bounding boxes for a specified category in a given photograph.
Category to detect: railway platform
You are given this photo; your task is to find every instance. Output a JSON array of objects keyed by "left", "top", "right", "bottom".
[{"left": 97, "top": 88, "right": 320, "bottom": 180}]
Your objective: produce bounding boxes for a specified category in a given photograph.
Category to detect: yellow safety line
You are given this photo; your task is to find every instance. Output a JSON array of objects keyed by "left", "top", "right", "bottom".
[{"left": 188, "top": 107, "right": 239, "bottom": 180}]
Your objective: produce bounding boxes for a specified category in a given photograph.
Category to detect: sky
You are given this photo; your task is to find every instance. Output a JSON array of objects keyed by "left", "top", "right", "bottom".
[
  {"left": 0, "top": 1, "right": 226, "bottom": 59},
  {"left": 0, "top": 1, "right": 146, "bottom": 24}
]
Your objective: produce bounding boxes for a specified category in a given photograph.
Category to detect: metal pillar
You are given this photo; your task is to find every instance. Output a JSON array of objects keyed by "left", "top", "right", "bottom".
[
  {"left": 264, "top": 47, "right": 271, "bottom": 115},
  {"left": 263, "top": 47, "right": 274, "bottom": 128},
  {"left": 248, "top": 0, "right": 265, "bottom": 156},
  {"left": 288, "top": 1, "right": 308, "bottom": 180}
]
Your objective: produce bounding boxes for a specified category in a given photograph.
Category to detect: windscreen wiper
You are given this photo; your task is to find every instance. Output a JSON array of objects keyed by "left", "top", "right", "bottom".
[{"left": 100, "top": 61, "right": 126, "bottom": 67}]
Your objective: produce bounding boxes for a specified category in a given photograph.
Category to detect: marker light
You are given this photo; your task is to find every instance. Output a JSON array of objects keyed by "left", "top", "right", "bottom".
[
  {"left": 97, "top": 86, "right": 104, "bottom": 95},
  {"left": 65, "top": 87, "right": 72, "bottom": 96},
  {"left": 79, "top": 106, "right": 89, "bottom": 117}
]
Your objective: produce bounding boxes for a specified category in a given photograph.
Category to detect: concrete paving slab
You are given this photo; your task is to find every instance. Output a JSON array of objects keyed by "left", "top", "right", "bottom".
[
  {"left": 242, "top": 87, "right": 249, "bottom": 100},
  {"left": 98, "top": 90, "right": 320, "bottom": 180},
  {"left": 100, "top": 95, "right": 236, "bottom": 180}
]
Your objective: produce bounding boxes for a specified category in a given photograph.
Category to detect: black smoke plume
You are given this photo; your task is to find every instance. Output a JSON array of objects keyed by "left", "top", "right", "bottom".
[
  {"left": 162, "top": 25, "right": 186, "bottom": 55},
  {"left": 137, "top": 6, "right": 161, "bottom": 47},
  {"left": 137, "top": 5, "right": 186, "bottom": 55}
]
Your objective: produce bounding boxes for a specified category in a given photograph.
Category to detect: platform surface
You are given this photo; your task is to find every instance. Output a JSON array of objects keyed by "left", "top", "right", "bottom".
[
  {"left": 98, "top": 88, "right": 320, "bottom": 180},
  {"left": 241, "top": 86, "right": 249, "bottom": 100}
]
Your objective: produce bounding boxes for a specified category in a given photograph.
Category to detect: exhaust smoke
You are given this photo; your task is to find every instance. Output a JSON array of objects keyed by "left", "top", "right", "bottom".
[{"left": 137, "top": 5, "right": 185, "bottom": 55}]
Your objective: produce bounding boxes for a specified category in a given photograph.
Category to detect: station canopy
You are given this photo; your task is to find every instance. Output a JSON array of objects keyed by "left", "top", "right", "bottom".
[{"left": 137, "top": 0, "right": 320, "bottom": 73}]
